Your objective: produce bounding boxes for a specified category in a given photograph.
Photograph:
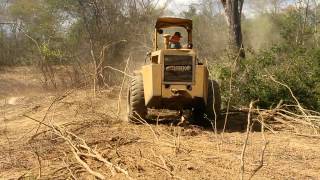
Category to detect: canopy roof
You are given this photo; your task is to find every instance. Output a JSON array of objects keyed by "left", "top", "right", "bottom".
[{"left": 155, "top": 17, "right": 192, "bottom": 30}]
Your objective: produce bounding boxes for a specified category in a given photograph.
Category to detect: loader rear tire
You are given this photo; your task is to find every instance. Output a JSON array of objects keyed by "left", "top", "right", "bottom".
[
  {"left": 192, "top": 80, "right": 221, "bottom": 123},
  {"left": 127, "top": 74, "right": 147, "bottom": 123}
]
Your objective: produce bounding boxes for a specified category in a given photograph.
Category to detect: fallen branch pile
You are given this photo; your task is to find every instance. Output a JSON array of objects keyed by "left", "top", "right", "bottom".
[
  {"left": 241, "top": 75, "right": 320, "bottom": 136},
  {"left": 238, "top": 99, "right": 320, "bottom": 180},
  {"left": 24, "top": 115, "right": 133, "bottom": 179},
  {"left": 53, "top": 124, "right": 133, "bottom": 179},
  {"left": 241, "top": 103, "right": 320, "bottom": 136}
]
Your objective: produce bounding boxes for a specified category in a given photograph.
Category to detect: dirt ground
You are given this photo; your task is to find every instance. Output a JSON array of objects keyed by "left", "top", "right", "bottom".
[{"left": 0, "top": 67, "right": 320, "bottom": 180}]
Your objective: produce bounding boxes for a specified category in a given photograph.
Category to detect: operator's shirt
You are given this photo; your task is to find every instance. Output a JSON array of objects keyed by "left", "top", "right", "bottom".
[{"left": 170, "top": 35, "right": 181, "bottom": 44}]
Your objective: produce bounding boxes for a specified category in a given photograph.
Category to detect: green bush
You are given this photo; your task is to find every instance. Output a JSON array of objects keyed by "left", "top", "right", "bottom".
[{"left": 218, "top": 45, "right": 320, "bottom": 111}]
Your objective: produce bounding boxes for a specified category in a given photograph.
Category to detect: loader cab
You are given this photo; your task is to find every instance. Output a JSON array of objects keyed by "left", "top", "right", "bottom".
[
  {"left": 149, "top": 17, "right": 198, "bottom": 86},
  {"left": 150, "top": 17, "right": 198, "bottom": 73},
  {"left": 153, "top": 17, "right": 193, "bottom": 51}
]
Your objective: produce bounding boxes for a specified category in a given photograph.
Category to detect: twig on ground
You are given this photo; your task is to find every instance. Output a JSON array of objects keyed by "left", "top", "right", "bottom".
[{"left": 34, "top": 151, "right": 42, "bottom": 179}]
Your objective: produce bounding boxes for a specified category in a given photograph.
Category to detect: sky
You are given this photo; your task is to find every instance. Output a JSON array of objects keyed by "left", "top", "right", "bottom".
[
  {"left": 158, "top": 0, "right": 258, "bottom": 17},
  {"left": 166, "top": 0, "right": 200, "bottom": 11},
  {"left": 158, "top": 0, "right": 318, "bottom": 18},
  {"left": 158, "top": 0, "right": 256, "bottom": 17},
  {"left": 158, "top": 0, "right": 200, "bottom": 14}
]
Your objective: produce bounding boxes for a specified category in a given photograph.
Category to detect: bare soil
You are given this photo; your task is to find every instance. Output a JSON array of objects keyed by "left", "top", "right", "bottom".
[{"left": 0, "top": 67, "right": 320, "bottom": 179}]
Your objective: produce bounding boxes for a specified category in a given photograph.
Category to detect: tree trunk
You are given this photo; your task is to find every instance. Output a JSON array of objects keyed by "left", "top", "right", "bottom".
[{"left": 221, "top": 0, "right": 245, "bottom": 58}]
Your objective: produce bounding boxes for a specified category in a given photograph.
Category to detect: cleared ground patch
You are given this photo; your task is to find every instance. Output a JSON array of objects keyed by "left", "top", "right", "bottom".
[{"left": 0, "top": 67, "right": 319, "bottom": 179}]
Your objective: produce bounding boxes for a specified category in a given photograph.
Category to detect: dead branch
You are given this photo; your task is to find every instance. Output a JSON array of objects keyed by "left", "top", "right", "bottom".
[
  {"left": 89, "top": 39, "right": 127, "bottom": 97},
  {"left": 22, "top": 30, "right": 57, "bottom": 88},
  {"left": 103, "top": 65, "right": 134, "bottom": 78},
  {"left": 268, "top": 75, "right": 306, "bottom": 116},
  {"left": 17, "top": 173, "right": 28, "bottom": 180},
  {"left": 62, "top": 157, "right": 77, "bottom": 180},
  {"left": 143, "top": 150, "right": 184, "bottom": 180},
  {"left": 294, "top": 133, "right": 320, "bottom": 138},
  {"left": 70, "top": 146, "right": 105, "bottom": 179},
  {"left": 23, "top": 115, "right": 133, "bottom": 179},
  {"left": 131, "top": 113, "right": 159, "bottom": 141},
  {"left": 204, "top": 59, "right": 218, "bottom": 139},
  {"left": 70, "top": 146, "right": 106, "bottom": 179},
  {"left": 96, "top": 40, "right": 128, "bottom": 70},
  {"left": 23, "top": 115, "right": 52, "bottom": 128},
  {"left": 117, "top": 56, "right": 131, "bottom": 116},
  {"left": 34, "top": 151, "right": 42, "bottom": 179},
  {"left": 249, "top": 140, "right": 268, "bottom": 179},
  {"left": 34, "top": 89, "right": 74, "bottom": 134},
  {"left": 239, "top": 102, "right": 320, "bottom": 135},
  {"left": 56, "top": 124, "right": 133, "bottom": 179},
  {"left": 221, "top": 48, "right": 242, "bottom": 139},
  {"left": 266, "top": 75, "right": 319, "bottom": 134},
  {"left": 249, "top": 113, "right": 269, "bottom": 179},
  {"left": 240, "top": 101, "right": 254, "bottom": 180},
  {"left": 89, "top": 39, "right": 98, "bottom": 98}
]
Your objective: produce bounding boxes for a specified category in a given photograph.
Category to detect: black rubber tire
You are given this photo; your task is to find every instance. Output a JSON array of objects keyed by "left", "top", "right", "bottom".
[
  {"left": 127, "top": 74, "right": 147, "bottom": 123},
  {"left": 206, "top": 80, "right": 221, "bottom": 121},
  {"left": 192, "top": 107, "right": 204, "bottom": 123},
  {"left": 192, "top": 80, "right": 221, "bottom": 123}
]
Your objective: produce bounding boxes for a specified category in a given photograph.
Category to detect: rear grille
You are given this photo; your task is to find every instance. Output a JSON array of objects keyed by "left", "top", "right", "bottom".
[{"left": 164, "top": 55, "right": 193, "bottom": 83}]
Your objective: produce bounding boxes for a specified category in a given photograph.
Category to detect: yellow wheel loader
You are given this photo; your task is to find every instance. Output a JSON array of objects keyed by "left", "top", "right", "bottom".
[{"left": 127, "top": 17, "right": 221, "bottom": 123}]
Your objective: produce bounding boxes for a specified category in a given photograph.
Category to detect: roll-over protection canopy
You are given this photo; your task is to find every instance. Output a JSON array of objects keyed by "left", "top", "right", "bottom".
[{"left": 155, "top": 17, "right": 192, "bottom": 30}]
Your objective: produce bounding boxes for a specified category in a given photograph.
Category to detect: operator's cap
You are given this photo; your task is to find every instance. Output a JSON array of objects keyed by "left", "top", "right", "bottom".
[{"left": 174, "top": 32, "right": 182, "bottom": 37}]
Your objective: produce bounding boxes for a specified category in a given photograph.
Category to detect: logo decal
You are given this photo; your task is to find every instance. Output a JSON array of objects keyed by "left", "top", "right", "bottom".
[{"left": 165, "top": 65, "right": 192, "bottom": 72}]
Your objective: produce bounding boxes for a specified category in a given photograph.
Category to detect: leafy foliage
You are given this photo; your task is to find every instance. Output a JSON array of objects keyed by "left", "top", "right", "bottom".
[
  {"left": 219, "top": 45, "right": 320, "bottom": 111},
  {"left": 214, "top": 3, "right": 320, "bottom": 112}
]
